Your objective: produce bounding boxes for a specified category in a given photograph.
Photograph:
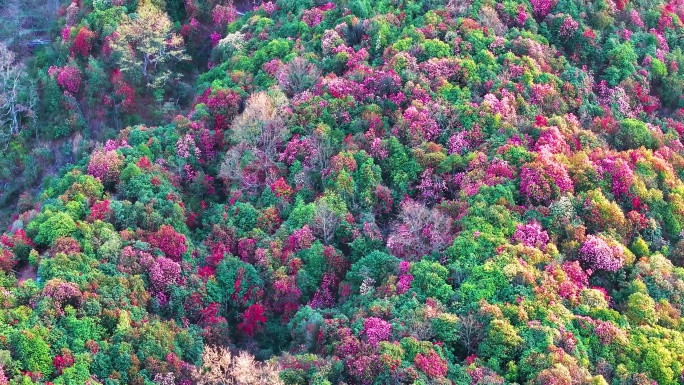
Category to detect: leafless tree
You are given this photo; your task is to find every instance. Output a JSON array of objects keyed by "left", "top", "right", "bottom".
[
  {"left": 191, "top": 345, "right": 284, "bottom": 385},
  {"left": 0, "top": 43, "right": 34, "bottom": 148},
  {"left": 312, "top": 198, "right": 342, "bottom": 245},
  {"left": 458, "top": 312, "right": 484, "bottom": 355},
  {"left": 230, "top": 89, "right": 288, "bottom": 157}
]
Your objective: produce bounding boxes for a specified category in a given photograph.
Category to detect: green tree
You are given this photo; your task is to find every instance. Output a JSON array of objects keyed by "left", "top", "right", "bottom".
[
  {"left": 625, "top": 292, "right": 658, "bottom": 326},
  {"left": 409, "top": 260, "right": 454, "bottom": 303},
  {"left": 11, "top": 329, "right": 52, "bottom": 377},
  {"left": 31, "top": 211, "right": 78, "bottom": 247},
  {"left": 614, "top": 119, "right": 657, "bottom": 150}
]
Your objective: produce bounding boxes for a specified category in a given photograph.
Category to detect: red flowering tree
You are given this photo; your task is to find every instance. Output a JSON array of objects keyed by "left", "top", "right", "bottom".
[
  {"left": 71, "top": 27, "right": 96, "bottom": 57},
  {"left": 414, "top": 350, "right": 448, "bottom": 377},
  {"left": 238, "top": 303, "right": 267, "bottom": 336},
  {"left": 0, "top": 248, "right": 15, "bottom": 273},
  {"left": 110, "top": 69, "right": 135, "bottom": 112},
  {"left": 148, "top": 225, "right": 188, "bottom": 261},
  {"left": 52, "top": 349, "right": 74, "bottom": 375},
  {"left": 88, "top": 199, "right": 111, "bottom": 221},
  {"left": 48, "top": 65, "right": 82, "bottom": 94}
]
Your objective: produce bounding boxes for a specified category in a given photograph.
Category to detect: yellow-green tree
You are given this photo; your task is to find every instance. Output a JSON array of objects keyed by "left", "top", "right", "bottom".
[{"left": 111, "top": 3, "right": 189, "bottom": 95}]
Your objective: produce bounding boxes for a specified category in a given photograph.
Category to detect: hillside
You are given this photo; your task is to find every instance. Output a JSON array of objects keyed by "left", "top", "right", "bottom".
[{"left": 2, "top": 0, "right": 684, "bottom": 384}]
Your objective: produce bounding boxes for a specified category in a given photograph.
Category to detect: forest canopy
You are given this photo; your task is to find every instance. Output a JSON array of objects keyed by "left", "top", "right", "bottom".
[{"left": 2, "top": 0, "right": 684, "bottom": 384}]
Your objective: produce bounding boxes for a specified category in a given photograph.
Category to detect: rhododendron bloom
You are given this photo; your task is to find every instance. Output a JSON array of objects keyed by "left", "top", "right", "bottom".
[
  {"left": 238, "top": 303, "right": 267, "bottom": 336},
  {"left": 149, "top": 256, "right": 181, "bottom": 292},
  {"left": 530, "top": 0, "right": 557, "bottom": 18},
  {"left": 363, "top": 317, "right": 391, "bottom": 346},
  {"left": 579, "top": 235, "right": 624, "bottom": 272},
  {"left": 513, "top": 221, "right": 549, "bottom": 248},
  {"left": 212, "top": 4, "right": 237, "bottom": 26},
  {"left": 87, "top": 149, "right": 123, "bottom": 184},
  {"left": 49, "top": 65, "right": 82, "bottom": 93},
  {"left": 149, "top": 225, "right": 187, "bottom": 261},
  {"left": 415, "top": 351, "right": 448, "bottom": 377},
  {"left": 71, "top": 27, "right": 96, "bottom": 57}
]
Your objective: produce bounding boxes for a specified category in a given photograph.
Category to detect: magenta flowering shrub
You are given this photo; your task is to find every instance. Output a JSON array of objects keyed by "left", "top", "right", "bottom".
[
  {"left": 579, "top": 235, "right": 624, "bottom": 272},
  {"left": 302, "top": 8, "right": 324, "bottom": 27},
  {"left": 448, "top": 131, "right": 469, "bottom": 155},
  {"left": 416, "top": 168, "right": 446, "bottom": 201},
  {"left": 535, "top": 126, "right": 570, "bottom": 155},
  {"left": 287, "top": 225, "right": 315, "bottom": 252},
  {"left": 559, "top": 16, "right": 579, "bottom": 37},
  {"left": 0, "top": 365, "right": 7, "bottom": 385},
  {"left": 468, "top": 366, "right": 505, "bottom": 384},
  {"left": 520, "top": 152, "right": 573, "bottom": 205},
  {"left": 482, "top": 90, "right": 517, "bottom": 123},
  {"left": 512, "top": 221, "right": 550, "bottom": 248},
  {"left": 485, "top": 158, "right": 516, "bottom": 186},
  {"left": 396, "top": 261, "right": 413, "bottom": 294},
  {"left": 149, "top": 256, "right": 181, "bottom": 292},
  {"left": 118, "top": 246, "right": 154, "bottom": 275},
  {"left": 310, "top": 272, "right": 338, "bottom": 308},
  {"left": 414, "top": 351, "right": 448, "bottom": 377},
  {"left": 363, "top": 317, "right": 391, "bottom": 346},
  {"left": 321, "top": 29, "right": 344, "bottom": 56},
  {"left": 530, "top": 0, "right": 557, "bottom": 18},
  {"left": 48, "top": 65, "right": 82, "bottom": 93},
  {"left": 597, "top": 157, "right": 634, "bottom": 197},
  {"left": 360, "top": 69, "right": 401, "bottom": 100},
  {"left": 148, "top": 225, "right": 188, "bottom": 261},
  {"left": 420, "top": 57, "right": 459, "bottom": 80},
  {"left": 9, "top": 0, "right": 684, "bottom": 383},
  {"left": 176, "top": 133, "right": 200, "bottom": 159},
  {"left": 42, "top": 279, "right": 83, "bottom": 308},
  {"left": 237, "top": 238, "right": 256, "bottom": 263},
  {"left": 212, "top": 4, "right": 237, "bottom": 27},
  {"left": 398, "top": 101, "right": 440, "bottom": 143}
]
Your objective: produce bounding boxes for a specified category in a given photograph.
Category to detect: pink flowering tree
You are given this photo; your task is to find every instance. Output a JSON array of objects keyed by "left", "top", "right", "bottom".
[
  {"left": 212, "top": 4, "right": 238, "bottom": 27},
  {"left": 400, "top": 101, "right": 440, "bottom": 143},
  {"left": 148, "top": 256, "right": 181, "bottom": 292},
  {"left": 414, "top": 350, "right": 449, "bottom": 377},
  {"left": 512, "top": 221, "right": 550, "bottom": 248},
  {"left": 530, "top": 0, "right": 557, "bottom": 18},
  {"left": 386, "top": 199, "right": 453, "bottom": 260},
  {"left": 579, "top": 235, "right": 625, "bottom": 272},
  {"left": 287, "top": 225, "right": 315, "bottom": 253},
  {"left": 41, "top": 279, "right": 83, "bottom": 309},
  {"left": 396, "top": 261, "right": 413, "bottom": 294},
  {"left": 520, "top": 152, "right": 574, "bottom": 205},
  {"left": 87, "top": 149, "right": 124, "bottom": 185},
  {"left": 48, "top": 65, "right": 82, "bottom": 94}
]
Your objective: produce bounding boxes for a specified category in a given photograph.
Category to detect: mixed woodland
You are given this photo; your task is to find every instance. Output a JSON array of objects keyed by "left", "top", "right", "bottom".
[{"left": 2, "top": 0, "right": 684, "bottom": 384}]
